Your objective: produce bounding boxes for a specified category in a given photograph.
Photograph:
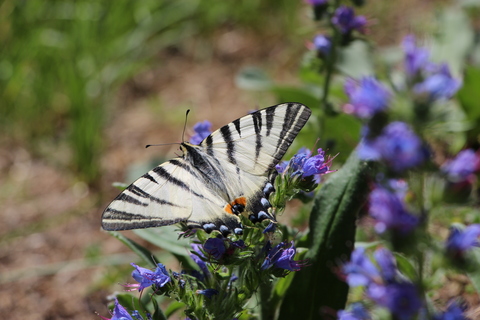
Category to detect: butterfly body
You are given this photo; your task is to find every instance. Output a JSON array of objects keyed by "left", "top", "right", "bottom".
[{"left": 102, "top": 103, "right": 311, "bottom": 236}]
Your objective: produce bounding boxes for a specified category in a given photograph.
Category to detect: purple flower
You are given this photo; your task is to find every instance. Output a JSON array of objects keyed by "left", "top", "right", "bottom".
[
  {"left": 190, "top": 120, "right": 212, "bottom": 145},
  {"left": 414, "top": 64, "right": 461, "bottom": 101},
  {"left": 203, "top": 238, "right": 226, "bottom": 260},
  {"left": 313, "top": 34, "right": 331, "bottom": 55},
  {"left": 367, "top": 283, "right": 422, "bottom": 320},
  {"left": 337, "top": 303, "right": 371, "bottom": 320},
  {"left": 302, "top": 148, "right": 331, "bottom": 176},
  {"left": 196, "top": 289, "right": 219, "bottom": 299},
  {"left": 99, "top": 299, "right": 134, "bottom": 320},
  {"left": 402, "top": 35, "right": 431, "bottom": 78},
  {"left": 373, "top": 248, "right": 397, "bottom": 282},
  {"left": 343, "top": 77, "right": 391, "bottom": 119},
  {"left": 368, "top": 183, "right": 419, "bottom": 234},
  {"left": 433, "top": 302, "right": 467, "bottom": 320},
  {"left": 358, "top": 122, "right": 428, "bottom": 172},
  {"left": 263, "top": 221, "right": 277, "bottom": 234},
  {"left": 190, "top": 244, "right": 210, "bottom": 279},
  {"left": 332, "top": 6, "right": 367, "bottom": 34},
  {"left": 130, "top": 263, "right": 170, "bottom": 291},
  {"left": 343, "top": 247, "right": 380, "bottom": 287},
  {"left": 276, "top": 147, "right": 333, "bottom": 178},
  {"left": 442, "top": 149, "right": 479, "bottom": 182},
  {"left": 261, "top": 241, "right": 305, "bottom": 271},
  {"left": 446, "top": 224, "right": 480, "bottom": 258}
]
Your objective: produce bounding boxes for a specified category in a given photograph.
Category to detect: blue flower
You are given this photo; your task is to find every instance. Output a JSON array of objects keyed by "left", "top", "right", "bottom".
[
  {"left": 343, "top": 247, "right": 380, "bottom": 287},
  {"left": 203, "top": 238, "right": 226, "bottom": 260},
  {"left": 331, "top": 6, "right": 367, "bottom": 34},
  {"left": 446, "top": 224, "right": 480, "bottom": 258},
  {"left": 402, "top": 35, "right": 431, "bottom": 78},
  {"left": 337, "top": 303, "right": 371, "bottom": 320},
  {"left": 433, "top": 301, "right": 467, "bottom": 320},
  {"left": 373, "top": 248, "right": 397, "bottom": 283},
  {"left": 367, "top": 283, "right": 422, "bottom": 320},
  {"left": 190, "top": 120, "right": 212, "bottom": 145},
  {"left": 261, "top": 241, "right": 305, "bottom": 272},
  {"left": 368, "top": 183, "right": 419, "bottom": 234},
  {"left": 196, "top": 289, "right": 219, "bottom": 299},
  {"left": 276, "top": 148, "right": 333, "bottom": 179},
  {"left": 190, "top": 244, "right": 210, "bottom": 280},
  {"left": 442, "top": 149, "right": 479, "bottom": 182},
  {"left": 414, "top": 64, "right": 461, "bottom": 101},
  {"left": 263, "top": 221, "right": 277, "bottom": 234},
  {"left": 358, "top": 122, "right": 428, "bottom": 172},
  {"left": 313, "top": 34, "right": 332, "bottom": 55},
  {"left": 130, "top": 263, "right": 170, "bottom": 291},
  {"left": 344, "top": 77, "right": 391, "bottom": 119},
  {"left": 99, "top": 299, "right": 134, "bottom": 320}
]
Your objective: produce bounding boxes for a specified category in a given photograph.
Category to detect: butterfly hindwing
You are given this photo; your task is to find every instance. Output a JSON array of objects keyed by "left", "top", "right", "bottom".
[{"left": 102, "top": 102, "right": 311, "bottom": 235}]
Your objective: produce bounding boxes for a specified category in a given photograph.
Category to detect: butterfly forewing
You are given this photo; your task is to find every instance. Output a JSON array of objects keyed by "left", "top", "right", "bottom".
[
  {"left": 102, "top": 102, "right": 311, "bottom": 235},
  {"left": 102, "top": 159, "right": 194, "bottom": 230},
  {"left": 200, "top": 103, "right": 311, "bottom": 175}
]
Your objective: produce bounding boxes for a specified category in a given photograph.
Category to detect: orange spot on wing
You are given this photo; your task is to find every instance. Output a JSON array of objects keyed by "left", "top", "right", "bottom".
[{"left": 224, "top": 197, "right": 247, "bottom": 215}]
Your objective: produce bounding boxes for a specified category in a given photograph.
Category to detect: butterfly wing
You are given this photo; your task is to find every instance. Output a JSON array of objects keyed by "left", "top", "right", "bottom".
[
  {"left": 102, "top": 158, "right": 220, "bottom": 231},
  {"left": 199, "top": 103, "right": 311, "bottom": 175},
  {"left": 196, "top": 102, "right": 312, "bottom": 223}
]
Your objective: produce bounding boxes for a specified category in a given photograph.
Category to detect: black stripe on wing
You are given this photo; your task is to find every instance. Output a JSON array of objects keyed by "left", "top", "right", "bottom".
[
  {"left": 252, "top": 111, "right": 263, "bottom": 161},
  {"left": 273, "top": 103, "right": 311, "bottom": 163},
  {"left": 220, "top": 125, "right": 236, "bottom": 165}
]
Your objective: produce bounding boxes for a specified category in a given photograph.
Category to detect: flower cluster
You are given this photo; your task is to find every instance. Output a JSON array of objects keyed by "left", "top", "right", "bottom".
[
  {"left": 331, "top": 6, "right": 366, "bottom": 35},
  {"left": 261, "top": 241, "right": 307, "bottom": 274},
  {"left": 358, "top": 122, "right": 428, "bottom": 172},
  {"left": 100, "top": 230, "right": 307, "bottom": 319},
  {"left": 446, "top": 224, "right": 480, "bottom": 260},
  {"left": 368, "top": 180, "right": 419, "bottom": 235},
  {"left": 442, "top": 149, "right": 480, "bottom": 183},
  {"left": 276, "top": 147, "right": 334, "bottom": 181},
  {"left": 99, "top": 299, "right": 150, "bottom": 320},
  {"left": 343, "top": 247, "right": 422, "bottom": 319},
  {"left": 343, "top": 76, "right": 391, "bottom": 119},
  {"left": 402, "top": 35, "right": 461, "bottom": 103}
]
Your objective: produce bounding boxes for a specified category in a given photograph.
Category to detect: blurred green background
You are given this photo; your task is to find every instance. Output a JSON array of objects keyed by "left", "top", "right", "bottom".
[{"left": 0, "top": 0, "right": 468, "bottom": 319}]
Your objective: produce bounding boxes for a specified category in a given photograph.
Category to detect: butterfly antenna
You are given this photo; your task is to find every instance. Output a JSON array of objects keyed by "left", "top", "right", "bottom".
[
  {"left": 182, "top": 109, "right": 191, "bottom": 142},
  {"left": 145, "top": 142, "right": 180, "bottom": 148}
]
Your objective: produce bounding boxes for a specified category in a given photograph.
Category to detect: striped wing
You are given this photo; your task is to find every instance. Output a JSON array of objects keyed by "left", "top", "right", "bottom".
[
  {"left": 102, "top": 158, "right": 228, "bottom": 231},
  {"left": 199, "top": 103, "right": 312, "bottom": 175}
]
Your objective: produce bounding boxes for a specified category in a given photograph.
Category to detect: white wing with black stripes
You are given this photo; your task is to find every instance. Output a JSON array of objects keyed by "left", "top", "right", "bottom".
[{"left": 102, "top": 102, "right": 311, "bottom": 236}]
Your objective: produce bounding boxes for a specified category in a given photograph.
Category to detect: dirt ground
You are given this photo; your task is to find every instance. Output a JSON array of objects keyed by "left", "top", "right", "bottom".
[{"left": 1, "top": 2, "right": 477, "bottom": 319}]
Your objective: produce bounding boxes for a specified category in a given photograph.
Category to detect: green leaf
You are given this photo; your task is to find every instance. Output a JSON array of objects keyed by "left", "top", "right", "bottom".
[
  {"left": 164, "top": 301, "right": 186, "bottom": 318},
  {"left": 151, "top": 297, "right": 168, "bottom": 320},
  {"left": 109, "top": 231, "right": 158, "bottom": 268},
  {"left": 278, "top": 152, "right": 373, "bottom": 320},
  {"left": 393, "top": 252, "right": 417, "bottom": 280}
]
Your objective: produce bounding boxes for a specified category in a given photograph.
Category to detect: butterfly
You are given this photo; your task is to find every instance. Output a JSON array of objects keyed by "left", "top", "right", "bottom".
[{"left": 102, "top": 102, "right": 311, "bottom": 236}]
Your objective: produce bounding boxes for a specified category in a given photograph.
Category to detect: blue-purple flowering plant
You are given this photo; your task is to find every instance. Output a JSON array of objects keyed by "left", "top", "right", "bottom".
[
  {"left": 99, "top": 127, "right": 335, "bottom": 319},
  {"left": 100, "top": 1, "right": 480, "bottom": 319}
]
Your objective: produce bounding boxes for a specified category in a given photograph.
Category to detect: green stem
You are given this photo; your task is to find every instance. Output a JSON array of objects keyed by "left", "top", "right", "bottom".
[{"left": 259, "top": 280, "right": 275, "bottom": 320}]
